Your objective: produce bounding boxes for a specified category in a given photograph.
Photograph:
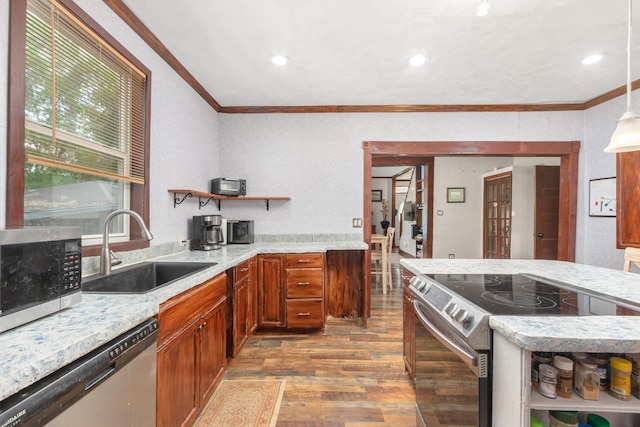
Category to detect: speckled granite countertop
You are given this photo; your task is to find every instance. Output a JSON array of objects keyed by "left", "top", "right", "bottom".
[
  {"left": 400, "top": 259, "right": 640, "bottom": 353},
  {"left": 0, "top": 241, "right": 367, "bottom": 401}
]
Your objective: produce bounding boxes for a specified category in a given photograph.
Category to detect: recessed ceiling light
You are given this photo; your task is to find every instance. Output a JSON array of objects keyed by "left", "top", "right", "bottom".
[
  {"left": 582, "top": 54, "right": 603, "bottom": 65},
  {"left": 408, "top": 54, "right": 427, "bottom": 67},
  {"left": 271, "top": 55, "right": 289, "bottom": 66}
]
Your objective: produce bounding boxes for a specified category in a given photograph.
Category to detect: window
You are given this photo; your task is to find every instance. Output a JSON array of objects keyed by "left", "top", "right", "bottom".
[{"left": 8, "top": 0, "right": 151, "bottom": 254}]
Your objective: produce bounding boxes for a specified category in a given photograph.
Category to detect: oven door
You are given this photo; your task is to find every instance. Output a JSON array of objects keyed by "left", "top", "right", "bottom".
[{"left": 413, "top": 300, "right": 491, "bottom": 427}]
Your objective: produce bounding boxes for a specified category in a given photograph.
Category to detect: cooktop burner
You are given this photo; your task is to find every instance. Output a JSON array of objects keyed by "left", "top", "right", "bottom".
[{"left": 427, "top": 274, "right": 583, "bottom": 315}]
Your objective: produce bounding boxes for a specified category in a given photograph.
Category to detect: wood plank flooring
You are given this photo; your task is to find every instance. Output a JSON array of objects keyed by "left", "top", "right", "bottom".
[{"left": 224, "top": 263, "right": 416, "bottom": 426}]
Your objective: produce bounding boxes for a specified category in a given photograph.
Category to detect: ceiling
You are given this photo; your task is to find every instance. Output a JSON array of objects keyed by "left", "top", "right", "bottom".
[{"left": 118, "top": 0, "right": 640, "bottom": 108}]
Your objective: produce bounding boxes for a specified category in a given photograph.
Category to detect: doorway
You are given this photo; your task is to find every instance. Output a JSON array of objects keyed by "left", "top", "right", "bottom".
[{"left": 361, "top": 140, "right": 579, "bottom": 319}]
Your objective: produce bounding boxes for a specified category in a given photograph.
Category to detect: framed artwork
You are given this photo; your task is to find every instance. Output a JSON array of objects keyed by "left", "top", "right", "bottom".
[
  {"left": 447, "top": 187, "right": 465, "bottom": 203},
  {"left": 371, "top": 190, "right": 382, "bottom": 202},
  {"left": 589, "top": 177, "right": 616, "bottom": 217}
]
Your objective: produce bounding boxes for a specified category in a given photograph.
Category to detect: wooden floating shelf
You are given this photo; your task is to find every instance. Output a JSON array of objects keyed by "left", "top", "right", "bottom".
[{"left": 168, "top": 189, "right": 290, "bottom": 211}]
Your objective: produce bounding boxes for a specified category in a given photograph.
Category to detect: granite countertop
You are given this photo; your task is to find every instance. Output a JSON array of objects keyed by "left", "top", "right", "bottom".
[
  {"left": 0, "top": 241, "right": 367, "bottom": 401},
  {"left": 400, "top": 258, "right": 640, "bottom": 353}
]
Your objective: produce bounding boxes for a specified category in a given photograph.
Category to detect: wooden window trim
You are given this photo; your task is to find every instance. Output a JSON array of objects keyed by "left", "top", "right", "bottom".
[{"left": 7, "top": 0, "right": 152, "bottom": 257}]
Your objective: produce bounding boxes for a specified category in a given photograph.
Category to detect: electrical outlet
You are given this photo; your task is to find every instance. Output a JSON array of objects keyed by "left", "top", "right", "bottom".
[
  {"left": 449, "top": 254, "right": 455, "bottom": 259},
  {"left": 352, "top": 218, "right": 363, "bottom": 228},
  {"left": 437, "top": 210, "right": 444, "bottom": 216}
]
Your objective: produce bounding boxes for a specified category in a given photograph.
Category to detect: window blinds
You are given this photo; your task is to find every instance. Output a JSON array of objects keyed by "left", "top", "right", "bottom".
[{"left": 25, "top": 0, "right": 146, "bottom": 184}]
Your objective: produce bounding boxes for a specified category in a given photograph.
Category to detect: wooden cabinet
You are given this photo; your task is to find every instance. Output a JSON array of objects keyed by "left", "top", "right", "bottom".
[
  {"left": 258, "top": 253, "right": 325, "bottom": 329},
  {"left": 247, "top": 256, "right": 258, "bottom": 334},
  {"left": 258, "top": 254, "right": 286, "bottom": 327},
  {"left": 617, "top": 152, "right": 640, "bottom": 248},
  {"left": 402, "top": 268, "right": 415, "bottom": 381},
  {"left": 156, "top": 273, "right": 227, "bottom": 427},
  {"left": 230, "top": 258, "right": 253, "bottom": 358},
  {"left": 285, "top": 253, "right": 324, "bottom": 329}
]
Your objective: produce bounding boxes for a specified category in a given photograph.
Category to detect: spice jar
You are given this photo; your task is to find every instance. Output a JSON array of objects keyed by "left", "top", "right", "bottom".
[
  {"left": 586, "top": 413, "right": 610, "bottom": 427},
  {"left": 531, "top": 351, "right": 553, "bottom": 389},
  {"left": 627, "top": 353, "right": 640, "bottom": 399},
  {"left": 609, "top": 356, "right": 632, "bottom": 400},
  {"left": 539, "top": 363, "right": 558, "bottom": 398},
  {"left": 589, "top": 353, "right": 609, "bottom": 391},
  {"left": 554, "top": 355, "right": 574, "bottom": 398},
  {"left": 549, "top": 410, "right": 578, "bottom": 427},
  {"left": 574, "top": 357, "right": 600, "bottom": 400}
]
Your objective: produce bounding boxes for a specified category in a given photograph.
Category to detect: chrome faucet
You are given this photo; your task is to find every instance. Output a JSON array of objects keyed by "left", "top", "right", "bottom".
[{"left": 100, "top": 209, "right": 153, "bottom": 275}]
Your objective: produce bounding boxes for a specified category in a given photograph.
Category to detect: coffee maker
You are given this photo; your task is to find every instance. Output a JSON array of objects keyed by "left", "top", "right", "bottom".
[{"left": 192, "top": 215, "right": 224, "bottom": 250}]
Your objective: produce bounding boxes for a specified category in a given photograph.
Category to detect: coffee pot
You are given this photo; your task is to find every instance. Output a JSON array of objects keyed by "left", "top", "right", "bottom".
[{"left": 192, "top": 215, "right": 224, "bottom": 250}]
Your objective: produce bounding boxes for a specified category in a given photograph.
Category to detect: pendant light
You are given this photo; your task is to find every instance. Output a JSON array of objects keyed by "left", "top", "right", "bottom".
[{"left": 605, "top": 0, "right": 640, "bottom": 152}]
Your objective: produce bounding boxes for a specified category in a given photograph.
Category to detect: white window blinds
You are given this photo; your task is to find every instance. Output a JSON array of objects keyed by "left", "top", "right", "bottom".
[{"left": 25, "top": 0, "right": 146, "bottom": 184}]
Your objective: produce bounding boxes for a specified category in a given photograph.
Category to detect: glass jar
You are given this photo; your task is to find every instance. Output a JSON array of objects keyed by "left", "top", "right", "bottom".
[
  {"left": 539, "top": 363, "right": 558, "bottom": 399},
  {"left": 609, "top": 356, "right": 632, "bottom": 400},
  {"left": 554, "top": 355, "right": 574, "bottom": 398},
  {"left": 574, "top": 357, "right": 600, "bottom": 400},
  {"left": 589, "top": 353, "right": 609, "bottom": 391},
  {"left": 531, "top": 351, "right": 553, "bottom": 389}
]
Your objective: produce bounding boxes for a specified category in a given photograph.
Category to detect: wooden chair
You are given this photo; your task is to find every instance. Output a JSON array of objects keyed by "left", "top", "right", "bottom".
[
  {"left": 623, "top": 247, "right": 640, "bottom": 272},
  {"left": 371, "top": 227, "right": 395, "bottom": 294}
]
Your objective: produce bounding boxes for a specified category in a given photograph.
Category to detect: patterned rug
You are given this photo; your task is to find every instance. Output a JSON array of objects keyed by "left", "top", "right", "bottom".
[{"left": 194, "top": 380, "right": 286, "bottom": 427}]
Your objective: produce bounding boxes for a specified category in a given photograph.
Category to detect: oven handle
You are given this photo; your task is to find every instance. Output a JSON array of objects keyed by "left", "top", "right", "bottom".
[{"left": 413, "top": 300, "right": 480, "bottom": 376}]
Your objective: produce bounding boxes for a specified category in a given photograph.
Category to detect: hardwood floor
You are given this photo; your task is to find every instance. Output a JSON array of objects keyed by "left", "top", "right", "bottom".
[{"left": 224, "top": 263, "right": 416, "bottom": 426}]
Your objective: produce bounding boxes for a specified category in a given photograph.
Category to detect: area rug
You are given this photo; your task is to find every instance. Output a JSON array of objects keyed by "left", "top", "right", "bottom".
[{"left": 194, "top": 380, "right": 286, "bottom": 427}]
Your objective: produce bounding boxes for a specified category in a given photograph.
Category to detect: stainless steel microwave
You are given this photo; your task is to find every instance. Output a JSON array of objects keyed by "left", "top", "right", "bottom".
[
  {"left": 0, "top": 227, "right": 82, "bottom": 333},
  {"left": 226, "top": 220, "right": 254, "bottom": 244}
]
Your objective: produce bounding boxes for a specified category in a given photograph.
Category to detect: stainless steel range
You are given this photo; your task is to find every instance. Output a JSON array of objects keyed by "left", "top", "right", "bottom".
[{"left": 408, "top": 272, "right": 639, "bottom": 427}]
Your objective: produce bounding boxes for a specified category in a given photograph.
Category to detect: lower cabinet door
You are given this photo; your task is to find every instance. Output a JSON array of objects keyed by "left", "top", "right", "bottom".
[
  {"left": 198, "top": 299, "right": 227, "bottom": 406},
  {"left": 286, "top": 299, "right": 323, "bottom": 328},
  {"left": 157, "top": 325, "right": 198, "bottom": 427}
]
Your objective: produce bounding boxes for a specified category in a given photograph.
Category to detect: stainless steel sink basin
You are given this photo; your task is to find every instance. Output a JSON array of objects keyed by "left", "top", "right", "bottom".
[{"left": 82, "top": 262, "right": 217, "bottom": 294}]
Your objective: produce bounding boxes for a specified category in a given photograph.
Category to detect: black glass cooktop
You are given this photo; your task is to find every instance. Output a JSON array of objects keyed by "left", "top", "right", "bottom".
[{"left": 427, "top": 273, "right": 635, "bottom": 316}]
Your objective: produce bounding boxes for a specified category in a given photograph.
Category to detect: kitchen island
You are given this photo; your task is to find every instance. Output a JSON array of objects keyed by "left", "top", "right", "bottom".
[
  {"left": 0, "top": 240, "right": 366, "bottom": 402},
  {"left": 400, "top": 258, "right": 640, "bottom": 427}
]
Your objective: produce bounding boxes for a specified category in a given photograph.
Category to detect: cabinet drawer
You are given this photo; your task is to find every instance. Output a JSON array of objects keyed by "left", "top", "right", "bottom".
[
  {"left": 286, "top": 299, "right": 323, "bottom": 328},
  {"left": 286, "top": 253, "right": 324, "bottom": 268},
  {"left": 235, "top": 259, "right": 251, "bottom": 283},
  {"left": 286, "top": 269, "right": 323, "bottom": 298},
  {"left": 158, "top": 273, "right": 226, "bottom": 344}
]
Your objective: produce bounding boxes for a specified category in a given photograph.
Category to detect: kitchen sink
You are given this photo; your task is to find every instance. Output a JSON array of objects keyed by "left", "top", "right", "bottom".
[{"left": 82, "top": 261, "right": 217, "bottom": 294}]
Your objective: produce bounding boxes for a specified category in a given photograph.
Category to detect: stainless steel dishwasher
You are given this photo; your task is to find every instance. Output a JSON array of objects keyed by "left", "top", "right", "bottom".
[{"left": 0, "top": 318, "right": 158, "bottom": 427}]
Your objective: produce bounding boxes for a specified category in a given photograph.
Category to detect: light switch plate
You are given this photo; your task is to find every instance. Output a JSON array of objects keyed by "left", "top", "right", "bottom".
[{"left": 352, "top": 218, "right": 363, "bottom": 228}]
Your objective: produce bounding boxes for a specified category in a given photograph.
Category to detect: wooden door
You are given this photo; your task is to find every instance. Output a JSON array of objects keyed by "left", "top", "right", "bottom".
[
  {"left": 156, "top": 324, "right": 198, "bottom": 427},
  {"left": 534, "top": 166, "right": 560, "bottom": 259},
  {"left": 258, "top": 254, "right": 286, "bottom": 327},
  {"left": 484, "top": 173, "right": 512, "bottom": 259},
  {"left": 198, "top": 300, "right": 227, "bottom": 407}
]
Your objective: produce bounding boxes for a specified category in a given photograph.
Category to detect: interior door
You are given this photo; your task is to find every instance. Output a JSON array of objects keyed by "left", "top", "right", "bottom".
[
  {"left": 534, "top": 166, "right": 560, "bottom": 259},
  {"left": 484, "top": 173, "right": 512, "bottom": 259}
]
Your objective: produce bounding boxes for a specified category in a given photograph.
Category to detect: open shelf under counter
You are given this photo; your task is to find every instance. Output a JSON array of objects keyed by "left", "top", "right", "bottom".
[
  {"left": 169, "top": 189, "right": 290, "bottom": 211},
  {"left": 531, "top": 387, "right": 640, "bottom": 413}
]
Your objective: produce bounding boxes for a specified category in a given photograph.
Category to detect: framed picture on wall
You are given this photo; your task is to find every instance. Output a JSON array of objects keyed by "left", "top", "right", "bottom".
[
  {"left": 589, "top": 177, "right": 616, "bottom": 217},
  {"left": 447, "top": 187, "right": 465, "bottom": 203},
  {"left": 372, "top": 190, "right": 382, "bottom": 202}
]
